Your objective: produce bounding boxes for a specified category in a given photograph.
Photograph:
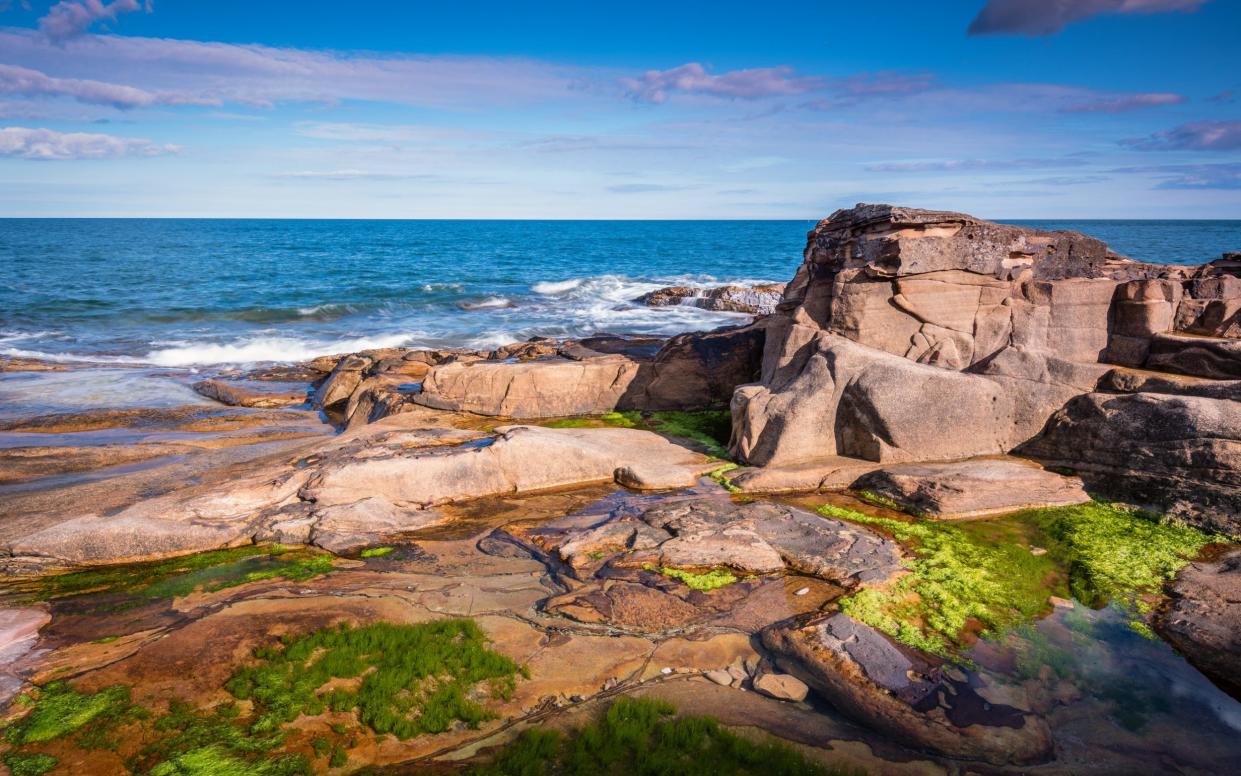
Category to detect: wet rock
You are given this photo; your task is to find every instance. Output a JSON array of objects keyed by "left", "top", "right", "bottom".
[
  {"left": 613, "top": 463, "right": 702, "bottom": 491},
  {"left": 726, "top": 457, "right": 882, "bottom": 493},
  {"left": 1157, "top": 548, "right": 1241, "bottom": 700},
  {"left": 637, "top": 282, "right": 786, "bottom": 315},
  {"left": 314, "top": 354, "right": 373, "bottom": 409},
  {"left": 752, "top": 672, "right": 809, "bottom": 702},
  {"left": 192, "top": 378, "right": 307, "bottom": 409},
  {"left": 851, "top": 458, "right": 1090, "bottom": 518},
  {"left": 763, "top": 613, "right": 1053, "bottom": 765},
  {"left": 0, "top": 607, "right": 50, "bottom": 704}
]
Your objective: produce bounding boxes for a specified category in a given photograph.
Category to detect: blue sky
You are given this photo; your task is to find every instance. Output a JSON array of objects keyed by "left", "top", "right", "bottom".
[{"left": 0, "top": 0, "right": 1238, "bottom": 218}]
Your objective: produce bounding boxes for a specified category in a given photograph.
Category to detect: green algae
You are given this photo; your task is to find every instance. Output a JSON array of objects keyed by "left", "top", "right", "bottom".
[
  {"left": 469, "top": 696, "right": 860, "bottom": 776},
  {"left": 708, "top": 463, "right": 742, "bottom": 493},
  {"left": 3, "top": 682, "right": 140, "bottom": 747},
  {"left": 820, "top": 500, "right": 1219, "bottom": 656},
  {"left": 225, "top": 619, "right": 526, "bottom": 741},
  {"left": 646, "top": 564, "right": 739, "bottom": 591},
  {"left": 2, "top": 753, "right": 58, "bottom": 776},
  {"left": 543, "top": 410, "right": 732, "bottom": 459},
  {"left": 358, "top": 546, "right": 394, "bottom": 558},
  {"left": 8, "top": 545, "right": 336, "bottom": 610}
]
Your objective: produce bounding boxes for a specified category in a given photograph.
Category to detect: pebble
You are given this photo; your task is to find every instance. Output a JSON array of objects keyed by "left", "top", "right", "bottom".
[
  {"left": 794, "top": 586, "right": 810, "bottom": 596},
  {"left": 705, "top": 669, "right": 733, "bottom": 686},
  {"left": 660, "top": 667, "right": 673, "bottom": 675},
  {"left": 1029, "top": 546, "right": 1048, "bottom": 556}
]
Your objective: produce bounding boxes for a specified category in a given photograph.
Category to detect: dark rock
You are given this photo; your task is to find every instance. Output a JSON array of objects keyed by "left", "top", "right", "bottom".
[
  {"left": 637, "top": 283, "right": 786, "bottom": 315},
  {"left": 1157, "top": 549, "right": 1241, "bottom": 701}
]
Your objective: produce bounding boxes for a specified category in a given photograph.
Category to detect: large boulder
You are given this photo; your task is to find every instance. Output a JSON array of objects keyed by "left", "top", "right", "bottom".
[
  {"left": 731, "top": 330, "right": 1012, "bottom": 466},
  {"left": 763, "top": 613, "right": 1053, "bottom": 764},
  {"left": 301, "top": 424, "right": 716, "bottom": 508},
  {"left": 1019, "top": 391, "right": 1241, "bottom": 534}
]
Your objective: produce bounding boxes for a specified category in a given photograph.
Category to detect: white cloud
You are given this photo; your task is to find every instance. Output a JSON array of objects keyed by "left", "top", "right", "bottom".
[{"left": 0, "top": 125, "right": 178, "bottom": 159}]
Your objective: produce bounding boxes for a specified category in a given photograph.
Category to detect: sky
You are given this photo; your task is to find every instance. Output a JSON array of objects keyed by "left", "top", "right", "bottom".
[{"left": 0, "top": 0, "right": 1238, "bottom": 218}]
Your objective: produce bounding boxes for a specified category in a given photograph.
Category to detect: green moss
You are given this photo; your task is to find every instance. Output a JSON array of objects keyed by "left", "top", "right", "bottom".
[
  {"left": 854, "top": 490, "right": 911, "bottom": 514},
  {"left": 3, "top": 682, "right": 138, "bottom": 746},
  {"left": 329, "top": 746, "right": 347, "bottom": 768},
  {"left": 708, "top": 464, "right": 742, "bottom": 494},
  {"left": 9, "top": 545, "right": 335, "bottom": 609},
  {"left": 470, "top": 697, "right": 859, "bottom": 776},
  {"left": 645, "top": 564, "right": 739, "bottom": 591},
  {"left": 821, "top": 500, "right": 1218, "bottom": 656},
  {"left": 2, "top": 753, "right": 58, "bottom": 776},
  {"left": 358, "top": 546, "right": 394, "bottom": 558},
  {"left": 1017, "top": 501, "right": 1215, "bottom": 608},
  {"left": 543, "top": 411, "right": 732, "bottom": 459},
  {"left": 92, "top": 635, "right": 120, "bottom": 644},
  {"left": 224, "top": 619, "right": 525, "bottom": 741},
  {"left": 146, "top": 744, "right": 310, "bottom": 776}
]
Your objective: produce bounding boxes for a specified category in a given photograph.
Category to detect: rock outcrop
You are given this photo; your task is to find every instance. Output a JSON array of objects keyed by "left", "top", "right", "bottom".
[
  {"left": 637, "top": 282, "right": 786, "bottom": 315},
  {"left": 1157, "top": 549, "right": 1241, "bottom": 700},
  {"left": 763, "top": 613, "right": 1053, "bottom": 765},
  {"left": 728, "top": 204, "right": 1241, "bottom": 531},
  {"left": 851, "top": 459, "right": 1090, "bottom": 518}
]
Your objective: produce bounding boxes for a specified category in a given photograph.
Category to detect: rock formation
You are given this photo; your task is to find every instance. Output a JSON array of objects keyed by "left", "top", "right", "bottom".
[
  {"left": 729, "top": 204, "right": 1241, "bottom": 533},
  {"left": 637, "top": 282, "right": 786, "bottom": 315}
]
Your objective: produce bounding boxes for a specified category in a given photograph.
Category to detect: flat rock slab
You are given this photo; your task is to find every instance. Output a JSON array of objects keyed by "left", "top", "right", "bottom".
[
  {"left": 1157, "top": 548, "right": 1241, "bottom": 700},
  {"left": 763, "top": 613, "right": 1052, "bottom": 765},
  {"left": 851, "top": 458, "right": 1090, "bottom": 518},
  {"left": 727, "top": 457, "right": 883, "bottom": 494}
]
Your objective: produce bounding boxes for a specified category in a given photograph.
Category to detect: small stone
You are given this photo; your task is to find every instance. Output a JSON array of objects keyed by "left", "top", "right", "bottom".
[
  {"left": 726, "top": 663, "right": 748, "bottom": 682},
  {"left": 1030, "top": 546, "right": 1047, "bottom": 556},
  {"left": 1050, "top": 596, "right": 1074, "bottom": 608},
  {"left": 660, "top": 667, "right": 673, "bottom": 675},
  {"left": 794, "top": 586, "right": 810, "bottom": 596},
  {"left": 752, "top": 673, "right": 809, "bottom": 702},
  {"left": 705, "top": 670, "right": 733, "bottom": 686}
]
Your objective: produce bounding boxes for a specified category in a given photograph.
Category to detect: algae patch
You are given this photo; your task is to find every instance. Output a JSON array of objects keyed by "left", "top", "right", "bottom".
[
  {"left": 226, "top": 618, "right": 527, "bottom": 740},
  {"left": 645, "top": 564, "right": 739, "bottom": 591},
  {"left": 544, "top": 410, "right": 732, "bottom": 459},
  {"left": 6, "top": 545, "right": 336, "bottom": 610},
  {"left": 469, "top": 696, "right": 859, "bottom": 776},
  {"left": 820, "top": 500, "right": 1216, "bottom": 656}
]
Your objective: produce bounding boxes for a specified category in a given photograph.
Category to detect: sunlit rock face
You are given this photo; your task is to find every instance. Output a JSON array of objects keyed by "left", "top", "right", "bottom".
[{"left": 730, "top": 204, "right": 1241, "bottom": 532}]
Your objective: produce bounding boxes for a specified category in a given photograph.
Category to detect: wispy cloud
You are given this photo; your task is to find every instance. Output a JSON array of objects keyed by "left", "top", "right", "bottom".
[
  {"left": 0, "top": 125, "right": 177, "bottom": 159},
  {"left": 622, "top": 62, "right": 825, "bottom": 104},
  {"left": 606, "top": 183, "right": 702, "bottom": 193},
  {"left": 968, "top": 0, "right": 1209, "bottom": 36},
  {"left": 0, "top": 63, "right": 214, "bottom": 109},
  {"left": 1113, "top": 161, "right": 1241, "bottom": 188},
  {"left": 0, "top": 29, "right": 578, "bottom": 110},
  {"left": 1122, "top": 119, "right": 1241, "bottom": 150},
  {"left": 865, "top": 156, "right": 1088, "bottom": 172},
  {"left": 274, "top": 169, "right": 436, "bottom": 181},
  {"left": 38, "top": 0, "right": 148, "bottom": 41},
  {"left": 800, "top": 70, "right": 937, "bottom": 110},
  {"left": 1060, "top": 91, "right": 1185, "bottom": 113}
]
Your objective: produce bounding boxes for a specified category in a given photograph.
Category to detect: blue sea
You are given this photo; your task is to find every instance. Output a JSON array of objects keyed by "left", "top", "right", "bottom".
[{"left": 1, "top": 218, "right": 1239, "bottom": 367}]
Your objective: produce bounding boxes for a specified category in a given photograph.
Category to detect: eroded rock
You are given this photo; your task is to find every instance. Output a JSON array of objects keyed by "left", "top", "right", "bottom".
[{"left": 1157, "top": 549, "right": 1241, "bottom": 700}]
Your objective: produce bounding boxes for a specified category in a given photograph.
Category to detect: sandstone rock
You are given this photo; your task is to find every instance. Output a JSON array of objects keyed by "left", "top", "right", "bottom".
[
  {"left": 1157, "top": 549, "right": 1241, "bottom": 700},
  {"left": 613, "top": 463, "right": 701, "bottom": 491},
  {"left": 763, "top": 613, "right": 1053, "bottom": 765},
  {"left": 725, "top": 456, "right": 882, "bottom": 493},
  {"left": 1145, "top": 332, "right": 1241, "bottom": 380},
  {"left": 705, "top": 669, "right": 734, "bottom": 686},
  {"left": 639, "top": 499, "right": 903, "bottom": 585},
  {"left": 851, "top": 458, "right": 1090, "bottom": 518},
  {"left": 1098, "top": 367, "right": 1241, "bottom": 401},
  {"left": 637, "top": 283, "right": 786, "bottom": 315},
  {"left": 314, "top": 354, "right": 372, "bottom": 409},
  {"left": 1019, "top": 392, "right": 1241, "bottom": 534},
  {"left": 301, "top": 425, "right": 715, "bottom": 508},
  {"left": 413, "top": 355, "right": 642, "bottom": 418},
  {"left": 193, "top": 378, "right": 307, "bottom": 409},
  {"left": 731, "top": 331, "right": 1011, "bottom": 466},
  {"left": 752, "top": 672, "right": 809, "bottom": 702},
  {"left": 310, "top": 496, "right": 448, "bottom": 554},
  {"left": 636, "top": 322, "right": 766, "bottom": 411}
]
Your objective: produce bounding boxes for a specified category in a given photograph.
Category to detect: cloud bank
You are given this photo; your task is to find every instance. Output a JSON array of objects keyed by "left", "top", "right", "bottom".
[
  {"left": 38, "top": 0, "right": 147, "bottom": 41},
  {"left": 622, "top": 63, "right": 825, "bottom": 103},
  {"left": 968, "top": 0, "right": 1208, "bottom": 36}
]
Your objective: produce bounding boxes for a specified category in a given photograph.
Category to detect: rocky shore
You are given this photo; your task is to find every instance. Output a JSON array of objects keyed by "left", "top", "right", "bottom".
[{"left": 2, "top": 205, "right": 1240, "bottom": 774}]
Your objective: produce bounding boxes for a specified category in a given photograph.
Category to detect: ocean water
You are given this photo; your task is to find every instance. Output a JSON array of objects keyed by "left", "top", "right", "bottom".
[{"left": 1, "top": 218, "right": 1238, "bottom": 367}]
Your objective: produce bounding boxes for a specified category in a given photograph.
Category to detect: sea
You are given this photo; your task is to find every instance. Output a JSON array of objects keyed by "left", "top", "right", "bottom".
[{"left": 2, "top": 218, "right": 1239, "bottom": 368}]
